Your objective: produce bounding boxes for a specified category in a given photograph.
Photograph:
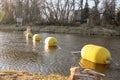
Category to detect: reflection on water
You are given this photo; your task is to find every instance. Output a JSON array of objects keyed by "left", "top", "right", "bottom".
[
  {"left": 32, "top": 40, "right": 41, "bottom": 52},
  {"left": 0, "top": 31, "right": 120, "bottom": 80},
  {"left": 0, "top": 31, "right": 80, "bottom": 76},
  {"left": 79, "top": 58, "right": 109, "bottom": 73},
  {"left": 44, "top": 45, "right": 58, "bottom": 53}
]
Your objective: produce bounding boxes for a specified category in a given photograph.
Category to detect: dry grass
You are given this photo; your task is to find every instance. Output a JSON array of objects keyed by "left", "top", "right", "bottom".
[{"left": 0, "top": 70, "right": 68, "bottom": 80}]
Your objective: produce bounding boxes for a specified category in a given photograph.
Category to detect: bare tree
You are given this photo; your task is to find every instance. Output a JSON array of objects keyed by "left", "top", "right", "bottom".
[
  {"left": 90, "top": 0, "right": 100, "bottom": 25},
  {"left": 102, "top": 0, "right": 116, "bottom": 26},
  {"left": 2, "top": 0, "right": 117, "bottom": 26},
  {"left": 82, "top": 0, "right": 89, "bottom": 22},
  {"left": 2, "top": 0, "right": 15, "bottom": 23},
  {"left": 116, "top": 7, "right": 120, "bottom": 25},
  {"left": 41, "top": 0, "right": 79, "bottom": 25}
]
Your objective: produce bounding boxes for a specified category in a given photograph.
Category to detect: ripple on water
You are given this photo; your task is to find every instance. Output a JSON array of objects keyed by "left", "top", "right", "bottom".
[{"left": 0, "top": 32, "right": 120, "bottom": 80}]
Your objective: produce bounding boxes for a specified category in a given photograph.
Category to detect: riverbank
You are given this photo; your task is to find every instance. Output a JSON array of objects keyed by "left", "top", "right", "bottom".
[
  {"left": 0, "top": 70, "right": 68, "bottom": 80},
  {"left": 0, "top": 24, "right": 120, "bottom": 36}
]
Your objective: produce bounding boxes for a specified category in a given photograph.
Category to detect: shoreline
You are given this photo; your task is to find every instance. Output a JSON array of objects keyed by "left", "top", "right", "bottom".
[
  {"left": 0, "top": 24, "right": 120, "bottom": 36},
  {"left": 0, "top": 70, "right": 68, "bottom": 80}
]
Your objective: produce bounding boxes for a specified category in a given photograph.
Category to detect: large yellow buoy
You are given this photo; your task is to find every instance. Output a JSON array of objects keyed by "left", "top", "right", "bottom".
[
  {"left": 26, "top": 32, "right": 33, "bottom": 38},
  {"left": 45, "top": 37, "right": 58, "bottom": 47},
  {"left": 33, "top": 34, "right": 42, "bottom": 41},
  {"left": 79, "top": 58, "right": 109, "bottom": 73},
  {"left": 81, "top": 44, "right": 111, "bottom": 64}
]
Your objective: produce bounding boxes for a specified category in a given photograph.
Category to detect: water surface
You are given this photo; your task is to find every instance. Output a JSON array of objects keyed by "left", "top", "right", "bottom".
[{"left": 0, "top": 31, "right": 120, "bottom": 80}]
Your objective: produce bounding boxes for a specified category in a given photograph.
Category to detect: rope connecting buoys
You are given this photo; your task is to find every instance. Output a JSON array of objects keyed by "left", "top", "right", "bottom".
[
  {"left": 45, "top": 37, "right": 58, "bottom": 47},
  {"left": 33, "top": 34, "right": 42, "bottom": 41},
  {"left": 81, "top": 44, "right": 111, "bottom": 64}
]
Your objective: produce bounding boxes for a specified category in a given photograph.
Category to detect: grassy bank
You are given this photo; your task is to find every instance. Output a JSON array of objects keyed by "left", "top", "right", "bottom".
[{"left": 0, "top": 24, "right": 120, "bottom": 36}]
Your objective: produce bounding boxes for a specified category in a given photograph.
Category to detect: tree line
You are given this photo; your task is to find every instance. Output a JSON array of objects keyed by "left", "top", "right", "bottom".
[{"left": 0, "top": 0, "right": 120, "bottom": 27}]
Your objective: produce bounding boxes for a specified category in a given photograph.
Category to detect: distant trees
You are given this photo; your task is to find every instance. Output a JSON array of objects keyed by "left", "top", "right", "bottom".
[
  {"left": 81, "top": 0, "right": 89, "bottom": 23},
  {"left": 1, "top": 0, "right": 15, "bottom": 23},
  {"left": 0, "top": 0, "right": 120, "bottom": 26},
  {"left": 42, "top": 0, "right": 78, "bottom": 25},
  {"left": 91, "top": 0, "right": 100, "bottom": 25},
  {"left": 88, "top": 0, "right": 119, "bottom": 27},
  {"left": 0, "top": 11, "right": 5, "bottom": 22},
  {"left": 102, "top": 0, "right": 116, "bottom": 26},
  {"left": 116, "top": 7, "right": 120, "bottom": 25}
]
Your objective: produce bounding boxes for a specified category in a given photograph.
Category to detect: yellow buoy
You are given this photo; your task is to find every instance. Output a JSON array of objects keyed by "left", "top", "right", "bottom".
[
  {"left": 79, "top": 58, "right": 109, "bottom": 73},
  {"left": 45, "top": 37, "right": 58, "bottom": 47},
  {"left": 23, "top": 31, "right": 27, "bottom": 36},
  {"left": 26, "top": 32, "right": 33, "bottom": 38},
  {"left": 33, "top": 34, "right": 42, "bottom": 41},
  {"left": 81, "top": 44, "right": 111, "bottom": 64}
]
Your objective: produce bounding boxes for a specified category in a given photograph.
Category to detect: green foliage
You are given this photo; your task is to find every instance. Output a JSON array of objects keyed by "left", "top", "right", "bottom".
[{"left": 0, "top": 11, "right": 5, "bottom": 22}]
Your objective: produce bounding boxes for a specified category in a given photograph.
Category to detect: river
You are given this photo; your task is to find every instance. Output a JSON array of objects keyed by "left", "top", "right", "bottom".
[{"left": 0, "top": 31, "right": 120, "bottom": 80}]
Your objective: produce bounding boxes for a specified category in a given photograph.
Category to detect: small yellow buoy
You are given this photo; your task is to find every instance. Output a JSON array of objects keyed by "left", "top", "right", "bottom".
[
  {"left": 26, "top": 32, "right": 33, "bottom": 38},
  {"left": 33, "top": 34, "right": 42, "bottom": 41},
  {"left": 45, "top": 37, "right": 58, "bottom": 47},
  {"left": 81, "top": 44, "right": 111, "bottom": 64},
  {"left": 23, "top": 31, "right": 27, "bottom": 36}
]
